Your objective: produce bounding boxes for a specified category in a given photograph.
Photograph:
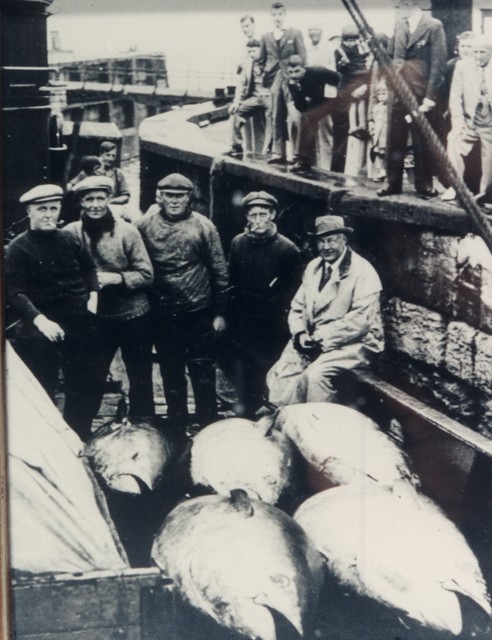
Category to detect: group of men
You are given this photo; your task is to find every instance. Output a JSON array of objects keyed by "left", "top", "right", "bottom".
[
  {"left": 226, "top": 1, "right": 492, "bottom": 203},
  {"left": 6, "top": 170, "right": 384, "bottom": 439}
]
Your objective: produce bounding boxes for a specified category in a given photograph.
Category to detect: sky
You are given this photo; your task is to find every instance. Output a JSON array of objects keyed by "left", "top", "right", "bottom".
[
  {"left": 47, "top": 0, "right": 397, "bottom": 90},
  {"left": 49, "top": 0, "right": 397, "bottom": 15}
]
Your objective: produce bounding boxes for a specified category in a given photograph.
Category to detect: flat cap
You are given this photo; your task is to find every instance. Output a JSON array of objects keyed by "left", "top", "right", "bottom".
[
  {"left": 73, "top": 176, "right": 114, "bottom": 196},
  {"left": 241, "top": 190, "right": 278, "bottom": 209},
  {"left": 341, "top": 24, "right": 360, "bottom": 39},
  {"left": 313, "top": 215, "right": 353, "bottom": 237},
  {"left": 157, "top": 173, "right": 193, "bottom": 191},
  {"left": 20, "top": 184, "right": 63, "bottom": 205}
]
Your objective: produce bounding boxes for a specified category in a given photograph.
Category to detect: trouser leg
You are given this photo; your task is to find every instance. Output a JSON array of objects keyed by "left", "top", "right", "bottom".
[
  {"left": 331, "top": 99, "right": 350, "bottom": 173},
  {"left": 12, "top": 332, "right": 61, "bottom": 400},
  {"left": 478, "top": 127, "right": 492, "bottom": 196},
  {"left": 152, "top": 313, "right": 188, "bottom": 425},
  {"left": 411, "top": 121, "right": 434, "bottom": 192},
  {"left": 185, "top": 309, "right": 217, "bottom": 426},
  {"left": 301, "top": 347, "right": 372, "bottom": 403},
  {"left": 386, "top": 102, "right": 407, "bottom": 192},
  {"left": 62, "top": 312, "right": 105, "bottom": 441},
  {"left": 117, "top": 314, "right": 155, "bottom": 417},
  {"left": 270, "top": 73, "right": 288, "bottom": 156}
]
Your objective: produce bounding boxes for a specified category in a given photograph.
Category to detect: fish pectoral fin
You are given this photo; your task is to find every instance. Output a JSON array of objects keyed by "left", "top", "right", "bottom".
[
  {"left": 441, "top": 579, "right": 492, "bottom": 616},
  {"left": 261, "top": 604, "right": 303, "bottom": 640}
]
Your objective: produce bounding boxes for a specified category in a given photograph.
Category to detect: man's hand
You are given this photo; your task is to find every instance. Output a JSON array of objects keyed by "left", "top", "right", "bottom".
[
  {"left": 298, "top": 333, "right": 319, "bottom": 350},
  {"left": 87, "top": 292, "right": 98, "bottom": 315},
  {"left": 418, "top": 98, "right": 435, "bottom": 113},
  {"left": 228, "top": 103, "right": 238, "bottom": 115},
  {"left": 97, "top": 272, "right": 123, "bottom": 288},
  {"left": 212, "top": 315, "right": 227, "bottom": 335},
  {"left": 33, "top": 315, "right": 65, "bottom": 342},
  {"left": 351, "top": 84, "right": 367, "bottom": 99}
]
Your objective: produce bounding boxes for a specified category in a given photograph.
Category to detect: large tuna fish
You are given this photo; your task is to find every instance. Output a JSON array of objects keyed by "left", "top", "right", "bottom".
[
  {"left": 151, "top": 490, "right": 324, "bottom": 640},
  {"left": 275, "top": 403, "right": 413, "bottom": 489},
  {"left": 190, "top": 417, "right": 294, "bottom": 504},
  {"left": 294, "top": 484, "right": 492, "bottom": 636},
  {"left": 84, "top": 417, "right": 177, "bottom": 495}
]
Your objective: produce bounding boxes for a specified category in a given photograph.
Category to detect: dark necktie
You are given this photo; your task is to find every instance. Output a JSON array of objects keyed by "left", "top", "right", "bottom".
[
  {"left": 319, "top": 264, "right": 332, "bottom": 291},
  {"left": 402, "top": 18, "right": 410, "bottom": 47}
]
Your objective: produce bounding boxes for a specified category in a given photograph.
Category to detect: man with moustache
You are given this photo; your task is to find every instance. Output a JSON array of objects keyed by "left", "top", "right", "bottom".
[
  {"left": 226, "top": 191, "right": 302, "bottom": 417},
  {"left": 136, "top": 173, "right": 229, "bottom": 430},
  {"left": 267, "top": 215, "right": 384, "bottom": 406},
  {"left": 5, "top": 184, "right": 102, "bottom": 440},
  {"left": 65, "top": 176, "right": 155, "bottom": 419}
]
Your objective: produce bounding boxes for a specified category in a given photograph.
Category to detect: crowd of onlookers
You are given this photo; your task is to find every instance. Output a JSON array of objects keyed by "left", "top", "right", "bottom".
[{"left": 226, "top": 1, "right": 492, "bottom": 204}]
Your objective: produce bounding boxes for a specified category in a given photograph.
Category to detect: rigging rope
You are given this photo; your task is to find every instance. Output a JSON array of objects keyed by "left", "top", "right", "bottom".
[{"left": 340, "top": 0, "right": 492, "bottom": 253}]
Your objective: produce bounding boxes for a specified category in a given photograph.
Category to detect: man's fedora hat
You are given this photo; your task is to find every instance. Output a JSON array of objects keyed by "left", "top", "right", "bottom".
[
  {"left": 73, "top": 176, "right": 114, "bottom": 196},
  {"left": 312, "top": 215, "right": 353, "bottom": 237},
  {"left": 19, "top": 184, "right": 63, "bottom": 205}
]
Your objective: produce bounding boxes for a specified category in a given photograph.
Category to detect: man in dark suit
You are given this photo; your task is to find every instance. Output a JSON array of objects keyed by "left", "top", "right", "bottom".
[
  {"left": 258, "top": 2, "right": 306, "bottom": 164},
  {"left": 378, "top": 0, "right": 447, "bottom": 197}
]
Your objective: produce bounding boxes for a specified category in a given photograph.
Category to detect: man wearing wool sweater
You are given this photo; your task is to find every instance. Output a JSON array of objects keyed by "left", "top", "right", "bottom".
[
  {"left": 137, "top": 173, "right": 229, "bottom": 431},
  {"left": 5, "top": 184, "right": 102, "bottom": 440},
  {"left": 226, "top": 191, "right": 302, "bottom": 418},
  {"left": 65, "top": 176, "right": 155, "bottom": 419}
]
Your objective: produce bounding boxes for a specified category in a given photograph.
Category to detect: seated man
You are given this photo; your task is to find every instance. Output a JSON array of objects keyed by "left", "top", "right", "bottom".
[
  {"left": 5, "top": 184, "right": 102, "bottom": 440},
  {"left": 267, "top": 215, "right": 384, "bottom": 405},
  {"left": 443, "top": 35, "right": 492, "bottom": 204},
  {"left": 286, "top": 55, "right": 339, "bottom": 172},
  {"left": 226, "top": 38, "right": 271, "bottom": 157}
]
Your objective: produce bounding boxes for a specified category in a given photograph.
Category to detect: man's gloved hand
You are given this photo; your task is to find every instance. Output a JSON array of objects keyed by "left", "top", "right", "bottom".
[
  {"left": 33, "top": 314, "right": 65, "bottom": 342},
  {"left": 294, "top": 332, "right": 321, "bottom": 356}
]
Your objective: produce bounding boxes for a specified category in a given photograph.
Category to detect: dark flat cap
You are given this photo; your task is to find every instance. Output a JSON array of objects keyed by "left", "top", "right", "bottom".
[
  {"left": 157, "top": 173, "right": 193, "bottom": 191},
  {"left": 20, "top": 184, "right": 63, "bottom": 205},
  {"left": 241, "top": 191, "right": 278, "bottom": 209},
  {"left": 73, "top": 176, "right": 114, "bottom": 195}
]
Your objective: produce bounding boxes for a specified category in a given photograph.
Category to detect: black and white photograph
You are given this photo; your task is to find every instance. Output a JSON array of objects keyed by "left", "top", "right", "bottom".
[{"left": 2, "top": 0, "right": 492, "bottom": 639}]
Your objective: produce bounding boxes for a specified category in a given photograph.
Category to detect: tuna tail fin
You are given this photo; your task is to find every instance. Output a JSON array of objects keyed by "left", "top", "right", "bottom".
[{"left": 230, "top": 489, "right": 254, "bottom": 517}]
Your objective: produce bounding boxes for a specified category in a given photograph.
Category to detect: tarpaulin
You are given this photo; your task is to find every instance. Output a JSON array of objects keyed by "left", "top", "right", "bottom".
[{"left": 6, "top": 344, "right": 129, "bottom": 574}]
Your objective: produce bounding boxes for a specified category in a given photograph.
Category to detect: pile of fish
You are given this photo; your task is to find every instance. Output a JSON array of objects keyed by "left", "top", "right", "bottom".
[{"left": 86, "top": 401, "right": 492, "bottom": 639}]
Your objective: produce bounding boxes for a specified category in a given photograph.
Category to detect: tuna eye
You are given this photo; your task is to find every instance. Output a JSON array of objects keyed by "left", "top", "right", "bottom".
[
  {"left": 265, "top": 475, "right": 277, "bottom": 485},
  {"left": 271, "top": 574, "right": 290, "bottom": 587}
]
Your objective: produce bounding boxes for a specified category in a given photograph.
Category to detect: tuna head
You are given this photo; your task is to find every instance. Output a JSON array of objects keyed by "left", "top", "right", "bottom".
[
  {"left": 151, "top": 490, "right": 324, "bottom": 639},
  {"left": 190, "top": 418, "right": 294, "bottom": 504},
  {"left": 84, "top": 419, "right": 173, "bottom": 494}
]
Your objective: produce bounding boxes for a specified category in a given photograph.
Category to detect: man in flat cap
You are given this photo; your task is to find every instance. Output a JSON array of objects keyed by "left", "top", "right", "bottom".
[
  {"left": 225, "top": 190, "right": 302, "bottom": 417},
  {"left": 65, "top": 176, "right": 155, "bottom": 419},
  {"left": 267, "top": 215, "right": 383, "bottom": 405},
  {"left": 136, "top": 173, "right": 229, "bottom": 430},
  {"left": 5, "top": 184, "right": 103, "bottom": 440}
]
